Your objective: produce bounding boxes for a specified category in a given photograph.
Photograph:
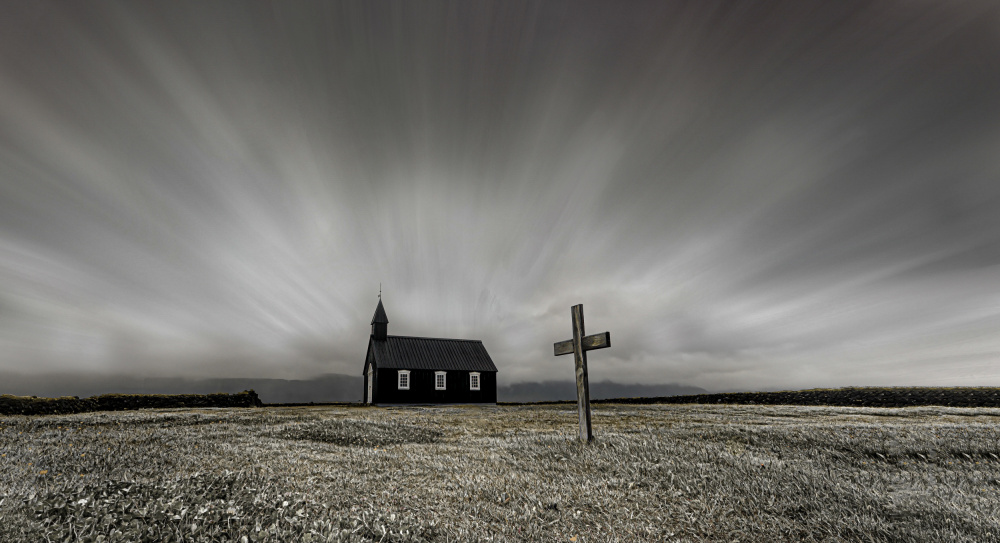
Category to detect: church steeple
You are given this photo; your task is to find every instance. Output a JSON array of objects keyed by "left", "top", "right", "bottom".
[{"left": 371, "top": 296, "right": 388, "bottom": 341}]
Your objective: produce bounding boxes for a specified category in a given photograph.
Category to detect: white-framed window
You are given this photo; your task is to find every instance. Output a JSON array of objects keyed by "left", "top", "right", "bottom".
[
  {"left": 469, "top": 372, "right": 480, "bottom": 391},
  {"left": 397, "top": 370, "right": 410, "bottom": 390},
  {"left": 435, "top": 371, "right": 447, "bottom": 390}
]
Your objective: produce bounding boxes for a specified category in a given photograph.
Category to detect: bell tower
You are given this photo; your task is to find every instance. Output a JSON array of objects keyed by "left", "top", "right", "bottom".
[{"left": 371, "top": 293, "right": 388, "bottom": 341}]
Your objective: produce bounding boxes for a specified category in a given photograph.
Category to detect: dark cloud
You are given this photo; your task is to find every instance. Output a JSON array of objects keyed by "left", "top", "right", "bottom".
[{"left": 1, "top": 1, "right": 999, "bottom": 393}]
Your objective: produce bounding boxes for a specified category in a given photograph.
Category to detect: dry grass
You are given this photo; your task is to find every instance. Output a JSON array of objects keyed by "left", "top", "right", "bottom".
[{"left": 1, "top": 404, "right": 999, "bottom": 542}]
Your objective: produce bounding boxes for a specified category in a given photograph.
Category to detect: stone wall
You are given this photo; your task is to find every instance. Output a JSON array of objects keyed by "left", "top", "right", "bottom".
[
  {"left": 0, "top": 390, "right": 262, "bottom": 416},
  {"left": 592, "top": 387, "right": 1000, "bottom": 408}
]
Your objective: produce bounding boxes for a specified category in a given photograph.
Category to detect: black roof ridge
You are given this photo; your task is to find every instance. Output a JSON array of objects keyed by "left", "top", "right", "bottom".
[
  {"left": 387, "top": 335, "right": 484, "bottom": 343},
  {"left": 372, "top": 334, "right": 499, "bottom": 372}
]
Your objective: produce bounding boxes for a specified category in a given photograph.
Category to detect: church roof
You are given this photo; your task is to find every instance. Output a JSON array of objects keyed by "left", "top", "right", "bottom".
[
  {"left": 370, "top": 335, "right": 498, "bottom": 372},
  {"left": 371, "top": 299, "right": 389, "bottom": 325}
]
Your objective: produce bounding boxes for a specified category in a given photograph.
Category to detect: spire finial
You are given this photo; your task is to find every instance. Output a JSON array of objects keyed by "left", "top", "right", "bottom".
[{"left": 379, "top": 283, "right": 381, "bottom": 299}]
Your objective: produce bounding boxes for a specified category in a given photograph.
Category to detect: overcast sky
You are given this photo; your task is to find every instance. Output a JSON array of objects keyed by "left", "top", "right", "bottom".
[{"left": 1, "top": 1, "right": 999, "bottom": 392}]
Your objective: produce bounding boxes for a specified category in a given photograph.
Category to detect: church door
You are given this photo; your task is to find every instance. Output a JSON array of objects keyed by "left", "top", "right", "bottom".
[{"left": 367, "top": 366, "right": 373, "bottom": 404}]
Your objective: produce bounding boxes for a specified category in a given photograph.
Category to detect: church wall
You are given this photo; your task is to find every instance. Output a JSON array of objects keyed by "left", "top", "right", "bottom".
[
  {"left": 374, "top": 368, "right": 496, "bottom": 404},
  {"left": 477, "top": 371, "right": 498, "bottom": 404}
]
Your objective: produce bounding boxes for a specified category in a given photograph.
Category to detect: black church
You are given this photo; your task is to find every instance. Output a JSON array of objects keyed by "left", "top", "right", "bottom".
[{"left": 362, "top": 297, "right": 498, "bottom": 405}]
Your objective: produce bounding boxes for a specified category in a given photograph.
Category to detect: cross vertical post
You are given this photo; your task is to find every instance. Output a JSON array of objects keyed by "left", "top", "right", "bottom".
[
  {"left": 571, "top": 304, "right": 593, "bottom": 442},
  {"left": 554, "top": 304, "right": 610, "bottom": 443}
]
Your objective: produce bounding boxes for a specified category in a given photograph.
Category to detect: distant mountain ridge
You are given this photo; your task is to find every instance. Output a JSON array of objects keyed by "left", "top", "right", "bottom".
[{"left": 0, "top": 372, "right": 707, "bottom": 404}]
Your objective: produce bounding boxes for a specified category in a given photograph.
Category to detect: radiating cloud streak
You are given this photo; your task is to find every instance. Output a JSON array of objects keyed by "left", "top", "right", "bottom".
[{"left": 1, "top": 1, "right": 999, "bottom": 391}]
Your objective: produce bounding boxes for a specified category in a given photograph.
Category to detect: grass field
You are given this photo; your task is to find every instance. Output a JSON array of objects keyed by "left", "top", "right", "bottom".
[{"left": 1, "top": 403, "right": 999, "bottom": 542}]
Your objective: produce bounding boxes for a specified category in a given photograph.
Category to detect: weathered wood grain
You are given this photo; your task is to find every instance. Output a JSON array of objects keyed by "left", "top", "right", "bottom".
[
  {"left": 553, "top": 339, "right": 574, "bottom": 356},
  {"left": 553, "top": 331, "right": 610, "bottom": 356},
  {"left": 571, "top": 304, "right": 593, "bottom": 443},
  {"left": 552, "top": 305, "right": 612, "bottom": 442}
]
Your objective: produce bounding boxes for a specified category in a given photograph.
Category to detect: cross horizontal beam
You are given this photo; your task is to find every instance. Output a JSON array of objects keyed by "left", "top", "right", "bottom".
[{"left": 553, "top": 331, "right": 610, "bottom": 356}]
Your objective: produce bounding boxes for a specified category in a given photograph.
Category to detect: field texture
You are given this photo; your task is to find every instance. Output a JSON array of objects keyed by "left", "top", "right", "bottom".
[{"left": 1, "top": 404, "right": 999, "bottom": 542}]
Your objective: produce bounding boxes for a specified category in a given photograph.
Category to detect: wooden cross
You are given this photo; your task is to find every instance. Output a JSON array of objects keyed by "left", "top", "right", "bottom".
[{"left": 553, "top": 304, "right": 610, "bottom": 442}]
